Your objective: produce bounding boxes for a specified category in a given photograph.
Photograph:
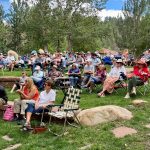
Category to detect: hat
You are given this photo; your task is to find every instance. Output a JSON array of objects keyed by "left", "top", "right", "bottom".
[
  {"left": 31, "top": 50, "right": 37, "bottom": 55},
  {"left": 52, "top": 65, "right": 57, "bottom": 69},
  {"left": 34, "top": 66, "right": 41, "bottom": 70},
  {"left": 116, "top": 59, "right": 123, "bottom": 63},
  {"left": 137, "top": 59, "right": 147, "bottom": 66},
  {"left": 38, "top": 49, "right": 44, "bottom": 54}
]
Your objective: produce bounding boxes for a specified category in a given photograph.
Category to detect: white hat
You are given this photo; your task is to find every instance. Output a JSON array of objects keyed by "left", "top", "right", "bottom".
[
  {"left": 35, "top": 66, "right": 41, "bottom": 70},
  {"left": 116, "top": 59, "right": 123, "bottom": 63}
]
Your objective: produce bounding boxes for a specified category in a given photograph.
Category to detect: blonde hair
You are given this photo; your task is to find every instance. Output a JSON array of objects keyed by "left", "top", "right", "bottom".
[{"left": 25, "top": 77, "right": 36, "bottom": 92}]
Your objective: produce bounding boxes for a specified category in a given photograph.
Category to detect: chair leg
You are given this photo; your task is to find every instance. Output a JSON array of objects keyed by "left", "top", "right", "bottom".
[
  {"left": 40, "top": 109, "right": 45, "bottom": 127},
  {"left": 48, "top": 108, "right": 67, "bottom": 136},
  {"left": 66, "top": 111, "right": 82, "bottom": 128}
]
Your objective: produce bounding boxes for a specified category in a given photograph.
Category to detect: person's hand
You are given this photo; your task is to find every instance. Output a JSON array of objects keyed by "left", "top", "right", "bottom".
[
  {"left": 42, "top": 104, "right": 47, "bottom": 109},
  {"left": 16, "top": 89, "right": 21, "bottom": 93},
  {"left": 35, "top": 103, "right": 39, "bottom": 110}
]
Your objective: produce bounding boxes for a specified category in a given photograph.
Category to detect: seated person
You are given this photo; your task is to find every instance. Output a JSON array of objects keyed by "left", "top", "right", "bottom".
[
  {"left": 68, "top": 63, "right": 81, "bottom": 87},
  {"left": 11, "top": 71, "right": 27, "bottom": 93},
  {"left": 7, "top": 53, "right": 16, "bottom": 71},
  {"left": 0, "top": 54, "right": 4, "bottom": 69},
  {"left": 124, "top": 60, "right": 149, "bottom": 99},
  {"left": 23, "top": 80, "right": 56, "bottom": 130},
  {"left": 98, "top": 59, "right": 126, "bottom": 97},
  {"left": 0, "top": 86, "right": 8, "bottom": 107},
  {"left": 83, "top": 65, "right": 107, "bottom": 92},
  {"left": 66, "top": 53, "right": 76, "bottom": 66},
  {"left": 81, "top": 59, "right": 95, "bottom": 87},
  {"left": 48, "top": 65, "right": 63, "bottom": 81},
  {"left": 14, "top": 77, "right": 39, "bottom": 121},
  {"left": 31, "top": 65, "right": 44, "bottom": 85},
  {"left": 15, "top": 56, "right": 25, "bottom": 69}
]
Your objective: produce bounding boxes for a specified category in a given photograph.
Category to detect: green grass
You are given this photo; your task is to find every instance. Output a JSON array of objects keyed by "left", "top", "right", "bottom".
[{"left": 0, "top": 70, "right": 150, "bottom": 150}]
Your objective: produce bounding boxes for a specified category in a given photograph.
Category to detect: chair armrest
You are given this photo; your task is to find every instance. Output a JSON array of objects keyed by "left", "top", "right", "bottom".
[
  {"left": 64, "top": 108, "right": 79, "bottom": 111},
  {"left": 46, "top": 104, "right": 64, "bottom": 108}
]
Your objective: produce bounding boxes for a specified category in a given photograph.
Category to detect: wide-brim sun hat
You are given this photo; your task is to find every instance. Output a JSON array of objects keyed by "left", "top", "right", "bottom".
[
  {"left": 136, "top": 59, "right": 147, "bottom": 66},
  {"left": 116, "top": 59, "right": 123, "bottom": 63}
]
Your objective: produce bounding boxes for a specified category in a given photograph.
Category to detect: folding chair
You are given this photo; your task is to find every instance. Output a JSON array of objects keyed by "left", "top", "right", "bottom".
[
  {"left": 136, "top": 80, "right": 150, "bottom": 96},
  {"left": 41, "top": 88, "right": 82, "bottom": 136}
]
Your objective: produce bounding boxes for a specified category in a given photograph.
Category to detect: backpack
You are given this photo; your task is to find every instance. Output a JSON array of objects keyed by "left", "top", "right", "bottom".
[{"left": 3, "top": 105, "right": 14, "bottom": 121}]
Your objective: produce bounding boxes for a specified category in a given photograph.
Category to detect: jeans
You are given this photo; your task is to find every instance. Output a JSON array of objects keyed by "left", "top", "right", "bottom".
[
  {"left": 128, "top": 76, "right": 144, "bottom": 93},
  {"left": 26, "top": 103, "right": 49, "bottom": 113},
  {"left": 69, "top": 76, "right": 79, "bottom": 87},
  {"left": 81, "top": 74, "right": 91, "bottom": 86}
]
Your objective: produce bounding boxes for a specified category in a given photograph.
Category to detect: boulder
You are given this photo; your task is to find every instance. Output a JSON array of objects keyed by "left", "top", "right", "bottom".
[
  {"left": 76, "top": 105, "right": 133, "bottom": 126},
  {"left": 132, "top": 99, "right": 148, "bottom": 106}
]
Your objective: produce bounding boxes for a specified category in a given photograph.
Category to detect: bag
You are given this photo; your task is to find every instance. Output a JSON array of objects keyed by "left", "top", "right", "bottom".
[{"left": 3, "top": 105, "right": 14, "bottom": 121}]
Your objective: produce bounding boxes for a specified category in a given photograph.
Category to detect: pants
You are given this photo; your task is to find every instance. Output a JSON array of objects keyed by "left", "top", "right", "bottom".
[
  {"left": 26, "top": 103, "right": 49, "bottom": 113},
  {"left": 69, "top": 76, "right": 79, "bottom": 87},
  {"left": 128, "top": 76, "right": 144, "bottom": 93},
  {"left": 82, "top": 74, "right": 91, "bottom": 86},
  {"left": 14, "top": 99, "right": 35, "bottom": 115}
]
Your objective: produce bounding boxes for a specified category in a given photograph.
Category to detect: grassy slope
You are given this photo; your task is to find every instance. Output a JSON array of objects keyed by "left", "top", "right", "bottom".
[{"left": 0, "top": 70, "right": 150, "bottom": 150}]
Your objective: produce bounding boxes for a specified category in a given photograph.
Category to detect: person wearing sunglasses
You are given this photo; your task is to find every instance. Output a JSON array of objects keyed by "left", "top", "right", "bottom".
[{"left": 23, "top": 79, "right": 56, "bottom": 130}]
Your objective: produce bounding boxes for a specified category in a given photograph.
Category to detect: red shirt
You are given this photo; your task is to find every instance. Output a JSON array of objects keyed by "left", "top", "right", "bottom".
[
  {"left": 133, "top": 66, "right": 149, "bottom": 82},
  {"left": 23, "top": 86, "right": 39, "bottom": 101}
]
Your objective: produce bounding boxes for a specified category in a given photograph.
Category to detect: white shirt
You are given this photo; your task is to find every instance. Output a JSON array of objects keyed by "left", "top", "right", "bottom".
[
  {"left": 109, "top": 66, "right": 126, "bottom": 78},
  {"left": 39, "top": 89, "right": 56, "bottom": 105}
]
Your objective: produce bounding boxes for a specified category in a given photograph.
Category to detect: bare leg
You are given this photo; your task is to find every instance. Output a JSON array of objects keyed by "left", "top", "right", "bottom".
[
  {"left": 10, "top": 84, "right": 16, "bottom": 93},
  {"left": 26, "top": 112, "right": 32, "bottom": 124}
]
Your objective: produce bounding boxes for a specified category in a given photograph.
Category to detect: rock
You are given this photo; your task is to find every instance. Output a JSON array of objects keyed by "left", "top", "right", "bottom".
[
  {"left": 76, "top": 105, "right": 133, "bottom": 126},
  {"left": 2, "top": 135, "right": 13, "bottom": 141},
  {"left": 145, "top": 124, "right": 150, "bottom": 128},
  {"left": 3, "top": 143, "right": 22, "bottom": 150},
  {"left": 132, "top": 100, "right": 148, "bottom": 106},
  {"left": 112, "top": 126, "right": 137, "bottom": 138}
]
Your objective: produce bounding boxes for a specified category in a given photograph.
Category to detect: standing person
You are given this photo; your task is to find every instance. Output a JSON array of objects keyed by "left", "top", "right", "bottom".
[
  {"left": 124, "top": 60, "right": 149, "bottom": 99},
  {"left": 13, "top": 77, "right": 39, "bottom": 121},
  {"left": 98, "top": 59, "right": 126, "bottom": 97},
  {"left": 23, "top": 80, "right": 56, "bottom": 130}
]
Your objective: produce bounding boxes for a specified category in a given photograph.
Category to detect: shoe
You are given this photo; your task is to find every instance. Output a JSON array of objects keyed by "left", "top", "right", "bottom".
[
  {"left": 124, "top": 93, "right": 130, "bottom": 99},
  {"left": 132, "top": 88, "right": 136, "bottom": 95},
  {"left": 17, "top": 118, "right": 26, "bottom": 125},
  {"left": 12, "top": 117, "right": 20, "bottom": 122},
  {"left": 21, "top": 123, "right": 33, "bottom": 131}
]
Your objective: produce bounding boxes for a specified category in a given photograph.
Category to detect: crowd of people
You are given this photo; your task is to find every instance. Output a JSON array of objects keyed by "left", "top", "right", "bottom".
[{"left": 0, "top": 48, "right": 150, "bottom": 130}]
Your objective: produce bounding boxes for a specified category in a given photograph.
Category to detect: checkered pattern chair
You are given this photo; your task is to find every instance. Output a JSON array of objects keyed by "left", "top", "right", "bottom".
[{"left": 44, "top": 88, "right": 82, "bottom": 136}]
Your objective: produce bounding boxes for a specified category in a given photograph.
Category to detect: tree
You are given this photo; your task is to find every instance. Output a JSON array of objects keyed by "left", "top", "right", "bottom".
[
  {"left": 7, "top": 0, "right": 29, "bottom": 52},
  {"left": 0, "top": 5, "right": 8, "bottom": 52},
  {"left": 121, "top": 0, "right": 149, "bottom": 54}
]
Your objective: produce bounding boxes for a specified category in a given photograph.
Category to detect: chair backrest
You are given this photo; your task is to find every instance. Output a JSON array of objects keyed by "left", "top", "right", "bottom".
[{"left": 63, "top": 88, "right": 81, "bottom": 110}]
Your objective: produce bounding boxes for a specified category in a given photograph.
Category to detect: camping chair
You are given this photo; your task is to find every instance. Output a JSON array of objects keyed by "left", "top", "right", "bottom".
[
  {"left": 41, "top": 88, "right": 82, "bottom": 136},
  {"left": 136, "top": 78, "right": 150, "bottom": 96},
  {"left": 114, "top": 73, "right": 127, "bottom": 94}
]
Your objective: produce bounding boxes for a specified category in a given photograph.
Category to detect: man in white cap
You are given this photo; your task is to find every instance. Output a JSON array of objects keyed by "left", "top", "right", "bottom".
[{"left": 31, "top": 65, "right": 44, "bottom": 84}]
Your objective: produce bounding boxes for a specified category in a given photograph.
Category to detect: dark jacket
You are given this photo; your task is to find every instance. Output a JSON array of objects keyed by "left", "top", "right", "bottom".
[{"left": 0, "top": 85, "right": 8, "bottom": 103}]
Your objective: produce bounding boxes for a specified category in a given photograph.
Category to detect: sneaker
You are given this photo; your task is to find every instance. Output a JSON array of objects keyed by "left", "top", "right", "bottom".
[
  {"left": 12, "top": 116, "right": 20, "bottom": 122},
  {"left": 124, "top": 93, "right": 130, "bottom": 99}
]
